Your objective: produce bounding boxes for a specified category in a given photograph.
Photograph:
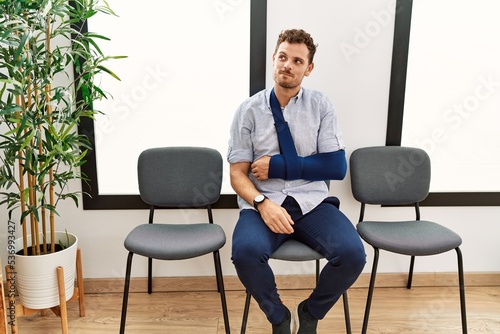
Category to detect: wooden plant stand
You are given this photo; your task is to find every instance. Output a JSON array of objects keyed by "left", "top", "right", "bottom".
[
  {"left": 1, "top": 258, "right": 8, "bottom": 334},
  {"left": 4, "top": 248, "right": 85, "bottom": 334}
]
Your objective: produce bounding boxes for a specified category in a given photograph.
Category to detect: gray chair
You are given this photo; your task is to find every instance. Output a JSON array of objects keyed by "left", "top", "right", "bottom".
[
  {"left": 240, "top": 197, "right": 352, "bottom": 334},
  {"left": 119, "top": 147, "right": 230, "bottom": 334},
  {"left": 349, "top": 146, "right": 467, "bottom": 334}
]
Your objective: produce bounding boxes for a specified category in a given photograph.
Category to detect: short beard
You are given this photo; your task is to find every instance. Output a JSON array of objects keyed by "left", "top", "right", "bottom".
[
  {"left": 277, "top": 81, "right": 299, "bottom": 89},
  {"left": 274, "top": 73, "right": 299, "bottom": 89}
]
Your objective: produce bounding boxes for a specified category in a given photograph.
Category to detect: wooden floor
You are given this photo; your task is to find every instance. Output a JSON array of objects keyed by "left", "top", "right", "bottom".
[{"left": 8, "top": 285, "right": 500, "bottom": 333}]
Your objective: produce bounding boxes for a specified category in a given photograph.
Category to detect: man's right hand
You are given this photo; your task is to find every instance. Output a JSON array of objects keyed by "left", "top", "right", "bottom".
[{"left": 251, "top": 155, "right": 271, "bottom": 181}]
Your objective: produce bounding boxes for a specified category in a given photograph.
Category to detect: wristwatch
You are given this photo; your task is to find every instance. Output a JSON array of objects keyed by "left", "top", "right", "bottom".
[{"left": 253, "top": 194, "right": 268, "bottom": 212}]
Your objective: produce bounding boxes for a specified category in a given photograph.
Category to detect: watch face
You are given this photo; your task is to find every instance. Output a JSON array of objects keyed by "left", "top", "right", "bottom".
[{"left": 255, "top": 194, "right": 265, "bottom": 203}]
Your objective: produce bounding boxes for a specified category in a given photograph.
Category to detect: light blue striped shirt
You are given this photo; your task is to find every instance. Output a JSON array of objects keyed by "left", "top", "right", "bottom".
[{"left": 227, "top": 87, "right": 345, "bottom": 214}]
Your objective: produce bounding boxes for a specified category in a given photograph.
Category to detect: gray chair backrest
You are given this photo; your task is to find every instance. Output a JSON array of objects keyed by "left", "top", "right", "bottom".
[
  {"left": 349, "top": 146, "right": 431, "bottom": 205},
  {"left": 137, "top": 147, "right": 223, "bottom": 207}
]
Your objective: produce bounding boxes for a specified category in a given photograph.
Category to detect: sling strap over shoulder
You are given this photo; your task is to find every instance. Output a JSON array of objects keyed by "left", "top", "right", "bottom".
[{"left": 269, "top": 88, "right": 301, "bottom": 179}]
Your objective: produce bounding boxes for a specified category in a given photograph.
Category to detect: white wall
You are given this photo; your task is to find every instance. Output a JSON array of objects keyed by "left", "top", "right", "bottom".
[{"left": 2, "top": 0, "right": 499, "bottom": 279}]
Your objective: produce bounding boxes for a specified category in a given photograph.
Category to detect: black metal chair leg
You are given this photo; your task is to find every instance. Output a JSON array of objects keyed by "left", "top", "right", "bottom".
[
  {"left": 342, "top": 291, "right": 352, "bottom": 334},
  {"left": 315, "top": 259, "right": 320, "bottom": 284},
  {"left": 148, "top": 257, "right": 153, "bottom": 294},
  {"left": 362, "top": 247, "right": 380, "bottom": 334},
  {"left": 407, "top": 255, "right": 415, "bottom": 289},
  {"left": 213, "top": 251, "right": 231, "bottom": 333},
  {"left": 241, "top": 291, "right": 252, "bottom": 334},
  {"left": 213, "top": 254, "right": 223, "bottom": 293},
  {"left": 120, "top": 252, "right": 134, "bottom": 334},
  {"left": 456, "top": 247, "right": 468, "bottom": 334}
]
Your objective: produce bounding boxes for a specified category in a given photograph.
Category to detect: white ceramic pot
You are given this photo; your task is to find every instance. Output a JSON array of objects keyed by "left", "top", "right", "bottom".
[{"left": 14, "top": 231, "right": 78, "bottom": 309}]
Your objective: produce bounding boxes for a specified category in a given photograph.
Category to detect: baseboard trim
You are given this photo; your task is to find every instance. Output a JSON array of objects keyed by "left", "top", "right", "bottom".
[{"left": 83, "top": 272, "right": 500, "bottom": 294}]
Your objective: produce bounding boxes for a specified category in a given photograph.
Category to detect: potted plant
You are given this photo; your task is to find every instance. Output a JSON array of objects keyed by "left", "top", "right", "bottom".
[{"left": 0, "top": 0, "right": 121, "bottom": 310}]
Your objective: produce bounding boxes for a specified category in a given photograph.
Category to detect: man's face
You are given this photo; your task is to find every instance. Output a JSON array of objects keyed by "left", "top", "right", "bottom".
[{"left": 272, "top": 41, "right": 314, "bottom": 89}]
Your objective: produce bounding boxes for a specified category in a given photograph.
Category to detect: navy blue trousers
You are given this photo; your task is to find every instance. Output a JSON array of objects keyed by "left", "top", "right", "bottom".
[{"left": 232, "top": 196, "right": 366, "bottom": 325}]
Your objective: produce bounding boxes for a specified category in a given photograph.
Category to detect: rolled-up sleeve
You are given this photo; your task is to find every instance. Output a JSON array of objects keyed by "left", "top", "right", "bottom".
[
  {"left": 317, "top": 95, "right": 345, "bottom": 153},
  {"left": 228, "top": 104, "right": 254, "bottom": 164}
]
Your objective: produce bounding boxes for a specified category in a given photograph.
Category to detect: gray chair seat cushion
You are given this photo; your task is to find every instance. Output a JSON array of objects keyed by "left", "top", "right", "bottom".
[
  {"left": 357, "top": 220, "right": 462, "bottom": 256},
  {"left": 124, "top": 223, "right": 226, "bottom": 260},
  {"left": 271, "top": 239, "right": 323, "bottom": 261}
]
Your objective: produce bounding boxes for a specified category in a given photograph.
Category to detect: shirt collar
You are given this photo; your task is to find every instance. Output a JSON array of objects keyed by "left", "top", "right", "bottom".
[{"left": 266, "top": 87, "right": 304, "bottom": 108}]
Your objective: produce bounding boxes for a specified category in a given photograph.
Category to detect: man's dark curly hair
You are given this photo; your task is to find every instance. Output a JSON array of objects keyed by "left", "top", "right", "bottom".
[{"left": 274, "top": 29, "right": 318, "bottom": 64}]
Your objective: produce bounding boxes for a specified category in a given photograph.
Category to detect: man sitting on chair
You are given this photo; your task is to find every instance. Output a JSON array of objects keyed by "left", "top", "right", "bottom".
[{"left": 228, "top": 28, "right": 366, "bottom": 334}]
